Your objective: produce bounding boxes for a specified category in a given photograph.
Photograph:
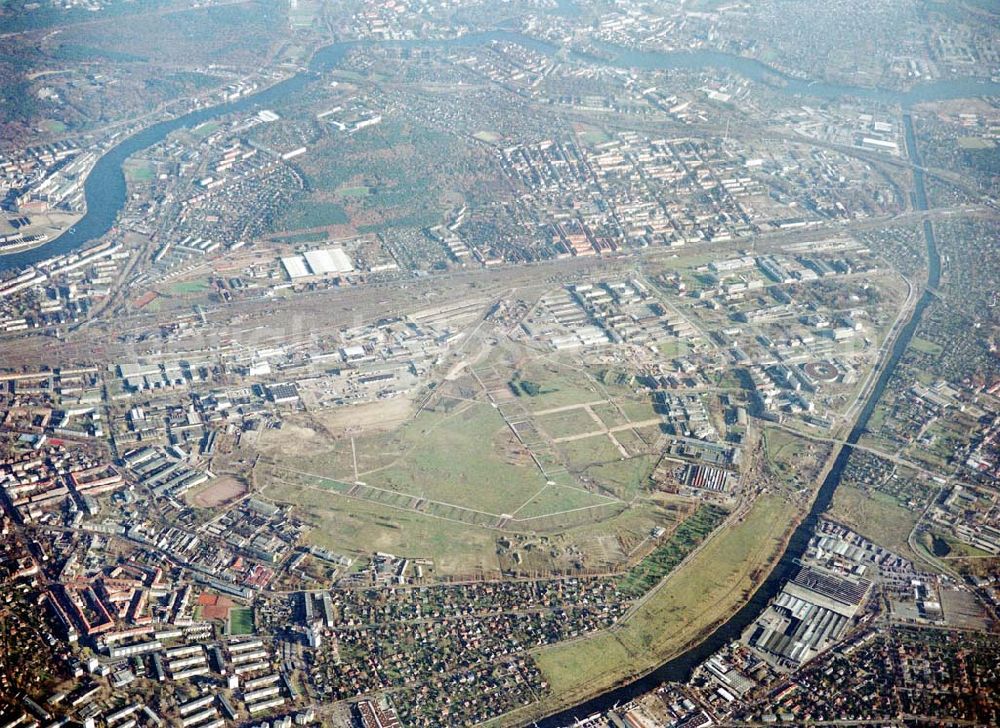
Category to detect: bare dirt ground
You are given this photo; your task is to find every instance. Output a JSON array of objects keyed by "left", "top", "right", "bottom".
[
  {"left": 255, "top": 397, "right": 415, "bottom": 460},
  {"left": 312, "top": 396, "right": 414, "bottom": 434},
  {"left": 257, "top": 422, "right": 323, "bottom": 458},
  {"left": 190, "top": 476, "right": 247, "bottom": 508}
]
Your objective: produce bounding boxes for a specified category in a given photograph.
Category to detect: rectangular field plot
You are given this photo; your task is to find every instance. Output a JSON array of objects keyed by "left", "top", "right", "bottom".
[
  {"left": 506, "top": 502, "right": 627, "bottom": 534},
  {"left": 557, "top": 434, "right": 627, "bottom": 472},
  {"left": 511, "top": 483, "right": 618, "bottom": 520},
  {"left": 536, "top": 406, "right": 604, "bottom": 439},
  {"left": 591, "top": 402, "right": 630, "bottom": 428},
  {"left": 356, "top": 403, "right": 546, "bottom": 516},
  {"left": 584, "top": 456, "right": 657, "bottom": 500},
  {"left": 612, "top": 427, "right": 656, "bottom": 457},
  {"left": 617, "top": 398, "right": 661, "bottom": 423}
]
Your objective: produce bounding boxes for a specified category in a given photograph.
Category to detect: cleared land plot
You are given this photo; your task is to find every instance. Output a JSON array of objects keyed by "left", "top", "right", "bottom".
[
  {"left": 512, "top": 495, "right": 798, "bottom": 723},
  {"left": 359, "top": 403, "right": 545, "bottom": 515},
  {"left": 189, "top": 476, "right": 246, "bottom": 508},
  {"left": 264, "top": 479, "right": 502, "bottom": 575},
  {"left": 259, "top": 423, "right": 355, "bottom": 468},
  {"left": 314, "top": 396, "right": 414, "bottom": 433},
  {"left": 511, "top": 483, "right": 618, "bottom": 520},
  {"left": 535, "top": 407, "right": 603, "bottom": 440}
]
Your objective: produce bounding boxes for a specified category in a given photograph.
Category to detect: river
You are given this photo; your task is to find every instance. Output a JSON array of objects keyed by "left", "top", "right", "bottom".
[
  {"left": 0, "top": 25, "right": 964, "bottom": 726},
  {"left": 531, "top": 107, "right": 942, "bottom": 728},
  {"left": 2, "top": 29, "right": 996, "bottom": 271}
]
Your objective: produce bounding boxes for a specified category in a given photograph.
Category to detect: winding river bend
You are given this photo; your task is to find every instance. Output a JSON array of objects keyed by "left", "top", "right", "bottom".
[
  {"left": 0, "top": 26, "right": 969, "bottom": 727},
  {"left": 2, "top": 30, "right": 996, "bottom": 271}
]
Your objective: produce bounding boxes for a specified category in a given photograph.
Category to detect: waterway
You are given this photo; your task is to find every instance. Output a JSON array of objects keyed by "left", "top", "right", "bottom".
[
  {"left": 2, "top": 29, "right": 997, "bottom": 271},
  {"left": 532, "top": 111, "right": 941, "bottom": 728},
  {"left": 0, "top": 19, "right": 967, "bottom": 727},
  {"left": 0, "top": 18, "right": 965, "bottom": 722},
  {"left": 587, "top": 42, "right": 999, "bottom": 105}
]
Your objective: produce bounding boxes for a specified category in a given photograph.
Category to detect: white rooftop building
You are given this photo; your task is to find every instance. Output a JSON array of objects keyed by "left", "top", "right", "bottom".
[
  {"left": 281, "top": 247, "right": 354, "bottom": 280},
  {"left": 303, "top": 247, "right": 353, "bottom": 275},
  {"left": 281, "top": 256, "right": 310, "bottom": 279}
]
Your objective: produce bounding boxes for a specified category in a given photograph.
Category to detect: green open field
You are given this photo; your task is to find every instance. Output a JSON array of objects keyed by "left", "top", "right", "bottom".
[
  {"left": 617, "top": 504, "right": 729, "bottom": 596},
  {"left": 616, "top": 398, "right": 660, "bottom": 423},
  {"left": 228, "top": 607, "right": 254, "bottom": 635},
  {"left": 657, "top": 339, "right": 690, "bottom": 358},
  {"left": 165, "top": 279, "right": 209, "bottom": 296},
  {"left": 937, "top": 533, "right": 995, "bottom": 559},
  {"left": 827, "top": 484, "right": 926, "bottom": 565},
  {"left": 512, "top": 483, "right": 617, "bottom": 520},
  {"left": 909, "top": 336, "right": 944, "bottom": 355},
  {"left": 514, "top": 361, "right": 610, "bottom": 412},
  {"left": 488, "top": 495, "right": 799, "bottom": 726},
  {"left": 538, "top": 496, "right": 793, "bottom": 691},
  {"left": 335, "top": 185, "right": 372, "bottom": 199},
  {"left": 359, "top": 403, "right": 545, "bottom": 515},
  {"left": 583, "top": 455, "right": 656, "bottom": 500},
  {"left": 763, "top": 427, "right": 833, "bottom": 483},
  {"left": 536, "top": 407, "right": 602, "bottom": 439},
  {"left": 124, "top": 159, "right": 155, "bottom": 183},
  {"left": 557, "top": 434, "right": 626, "bottom": 473},
  {"left": 500, "top": 496, "right": 682, "bottom": 573},
  {"left": 472, "top": 131, "right": 501, "bottom": 143},
  {"left": 591, "top": 402, "right": 629, "bottom": 428},
  {"left": 261, "top": 382, "right": 675, "bottom": 560},
  {"left": 765, "top": 428, "right": 811, "bottom": 462},
  {"left": 266, "top": 471, "right": 681, "bottom": 576},
  {"left": 957, "top": 136, "right": 994, "bottom": 150},
  {"left": 612, "top": 427, "right": 653, "bottom": 457},
  {"left": 576, "top": 129, "right": 611, "bottom": 146},
  {"left": 191, "top": 121, "right": 220, "bottom": 138},
  {"left": 261, "top": 399, "right": 683, "bottom": 575},
  {"left": 265, "top": 478, "right": 502, "bottom": 575},
  {"left": 43, "top": 119, "right": 67, "bottom": 134}
]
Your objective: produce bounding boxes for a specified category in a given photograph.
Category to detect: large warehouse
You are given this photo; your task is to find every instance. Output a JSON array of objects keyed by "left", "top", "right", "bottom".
[{"left": 281, "top": 246, "right": 354, "bottom": 280}]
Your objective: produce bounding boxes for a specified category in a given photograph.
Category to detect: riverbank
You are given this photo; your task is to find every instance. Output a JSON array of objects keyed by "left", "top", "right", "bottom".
[
  {"left": 0, "top": 70, "right": 301, "bottom": 272},
  {"left": 485, "top": 494, "right": 801, "bottom": 728},
  {"left": 0, "top": 210, "right": 82, "bottom": 257},
  {"left": 4, "top": 28, "right": 997, "bottom": 274},
  {"left": 506, "top": 98, "right": 947, "bottom": 728}
]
